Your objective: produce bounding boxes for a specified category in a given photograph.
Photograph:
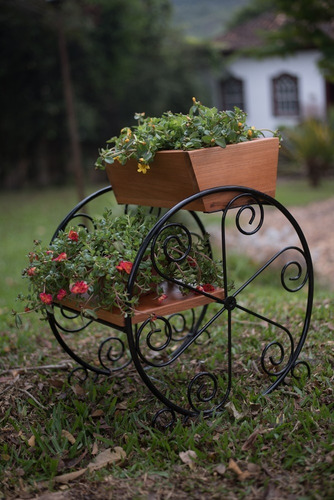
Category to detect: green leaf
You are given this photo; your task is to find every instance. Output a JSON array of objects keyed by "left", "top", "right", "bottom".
[
  {"left": 83, "top": 309, "right": 98, "bottom": 320},
  {"left": 215, "top": 138, "right": 226, "bottom": 148},
  {"left": 14, "top": 313, "right": 23, "bottom": 329}
]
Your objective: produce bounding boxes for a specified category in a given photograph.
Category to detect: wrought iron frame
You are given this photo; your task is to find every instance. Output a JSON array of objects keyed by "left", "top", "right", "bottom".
[{"left": 47, "top": 185, "right": 313, "bottom": 426}]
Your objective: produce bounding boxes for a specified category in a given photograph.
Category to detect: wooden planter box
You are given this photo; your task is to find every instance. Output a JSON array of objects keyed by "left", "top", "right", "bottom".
[{"left": 106, "top": 137, "right": 279, "bottom": 213}]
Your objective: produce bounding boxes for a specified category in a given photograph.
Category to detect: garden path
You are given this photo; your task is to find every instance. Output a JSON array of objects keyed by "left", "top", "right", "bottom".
[{"left": 219, "top": 197, "right": 334, "bottom": 289}]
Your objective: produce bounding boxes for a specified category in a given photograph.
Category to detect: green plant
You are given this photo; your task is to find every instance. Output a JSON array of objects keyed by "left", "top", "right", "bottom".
[
  {"left": 281, "top": 117, "right": 334, "bottom": 186},
  {"left": 95, "top": 98, "right": 279, "bottom": 174},
  {"left": 17, "top": 209, "right": 223, "bottom": 322}
]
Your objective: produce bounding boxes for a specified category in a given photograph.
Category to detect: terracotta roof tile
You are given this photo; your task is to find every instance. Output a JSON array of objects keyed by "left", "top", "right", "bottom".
[
  {"left": 216, "top": 12, "right": 287, "bottom": 52},
  {"left": 216, "top": 11, "right": 334, "bottom": 52}
]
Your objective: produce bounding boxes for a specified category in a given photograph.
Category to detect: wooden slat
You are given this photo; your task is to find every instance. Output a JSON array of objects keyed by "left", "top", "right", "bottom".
[
  {"left": 55, "top": 283, "right": 225, "bottom": 327},
  {"left": 188, "top": 137, "right": 279, "bottom": 212}
]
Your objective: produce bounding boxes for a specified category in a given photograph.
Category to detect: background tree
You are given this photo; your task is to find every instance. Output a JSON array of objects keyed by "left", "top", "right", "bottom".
[
  {"left": 229, "top": 0, "right": 334, "bottom": 82},
  {"left": 0, "top": 0, "right": 213, "bottom": 189}
]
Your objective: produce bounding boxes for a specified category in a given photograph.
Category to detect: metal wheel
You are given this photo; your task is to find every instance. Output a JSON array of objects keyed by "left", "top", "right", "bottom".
[{"left": 124, "top": 186, "right": 313, "bottom": 422}]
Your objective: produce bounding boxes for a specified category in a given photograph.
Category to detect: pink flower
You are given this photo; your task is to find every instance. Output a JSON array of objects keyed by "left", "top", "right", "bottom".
[
  {"left": 39, "top": 292, "right": 53, "bottom": 305},
  {"left": 195, "top": 284, "right": 215, "bottom": 295},
  {"left": 157, "top": 293, "right": 168, "bottom": 304},
  {"left": 53, "top": 252, "right": 67, "bottom": 262},
  {"left": 116, "top": 261, "right": 133, "bottom": 274},
  {"left": 68, "top": 230, "right": 79, "bottom": 242},
  {"left": 57, "top": 289, "right": 67, "bottom": 300},
  {"left": 27, "top": 267, "right": 36, "bottom": 276},
  {"left": 70, "top": 281, "right": 89, "bottom": 294}
]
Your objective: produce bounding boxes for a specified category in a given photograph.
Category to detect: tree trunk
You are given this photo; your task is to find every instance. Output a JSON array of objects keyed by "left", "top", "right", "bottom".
[
  {"left": 306, "top": 160, "right": 320, "bottom": 187},
  {"left": 56, "top": 7, "right": 85, "bottom": 202}
]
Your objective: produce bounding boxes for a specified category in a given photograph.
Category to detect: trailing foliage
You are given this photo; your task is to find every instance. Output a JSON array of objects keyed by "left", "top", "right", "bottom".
[
  {"left": 96, "top": 98, "right": 278, "bottom": 173},
  {"left": 18, "top": 209, "right": 223, "bottom": 320}
]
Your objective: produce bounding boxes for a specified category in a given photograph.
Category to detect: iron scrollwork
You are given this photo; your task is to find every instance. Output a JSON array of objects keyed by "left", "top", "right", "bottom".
[{"left": 46, "top": 185, "right": 313, "bottom": 421}]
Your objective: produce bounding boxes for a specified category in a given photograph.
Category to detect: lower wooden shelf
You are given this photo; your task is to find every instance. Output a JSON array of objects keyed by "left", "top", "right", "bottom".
[{"left": 55, "top": 283, "right": 225, "bottom": 327}]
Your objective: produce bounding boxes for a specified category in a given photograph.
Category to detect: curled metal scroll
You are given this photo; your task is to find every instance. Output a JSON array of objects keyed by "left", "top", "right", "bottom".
[
  {"left": 53, "top": 307, "right": 94, "bottom": 334},
  {"left": 150, "top": 223, "right": 197, "bottom": 293},
  {"left": 136, "top": 316, "right": 174, "bottom": 367},
  {"left": 235, "top": 201, "right": 265, "bottom": 235},
  {"left": 290, "top": 360, "right": 311, "bottom": 380},
  {"left": 281, "top": 259, "right": 308, "bottom": 292},
  {"left": 261, "top": 336, "right": 293, "bottom": 377},
  {"left": 68, "top": 212, "right": 96, "bottom": 232},
  {"left": 68, "top": 366, "right": 99, "bottom": 385},
  {"left": 187, "top": 372, "right": 219, "bottom": 414},
  {"left": 153, "top": 222, "right": 192, "bottom": 264},
  {"left": 152, "top": 408, "right": 176, "bottom": 430},
  {"left": 98, "top": 336, "right": 131, "bottom": 372}
]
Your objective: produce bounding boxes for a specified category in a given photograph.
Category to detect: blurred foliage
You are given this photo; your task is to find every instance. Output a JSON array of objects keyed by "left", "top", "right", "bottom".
[
  {"left": 170, "top": 0, "right": 249, "bottom": 39},
  {"left": 280, "top": 113, "right": 334, "bottom": 187},
  {"left": 0, "top": 0, "right": 216, "bottom": 188}
]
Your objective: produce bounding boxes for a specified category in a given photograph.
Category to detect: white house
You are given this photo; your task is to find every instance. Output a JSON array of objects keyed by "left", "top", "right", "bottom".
[{"left": 213, "top": 12, "right": 334, "bottom": 131}]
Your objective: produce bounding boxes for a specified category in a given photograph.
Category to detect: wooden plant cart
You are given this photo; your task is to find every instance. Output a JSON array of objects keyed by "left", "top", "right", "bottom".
[{"left": 48, "top": 165, "right": 313, "bottom": 427}]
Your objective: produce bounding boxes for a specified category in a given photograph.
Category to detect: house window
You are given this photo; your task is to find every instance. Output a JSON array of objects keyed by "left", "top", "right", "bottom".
[
  {"left": 272, "top": 73, "right": 299, "bottom": 116},
  {"left": 221, "top": 77, "right": 245, "bottom": 111}
]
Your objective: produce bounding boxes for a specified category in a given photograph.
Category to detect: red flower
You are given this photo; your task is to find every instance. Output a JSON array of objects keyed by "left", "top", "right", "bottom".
[
  {"left": 202, "top": 284, "right": 215, "bottom": 293},
  {"left": 29, "top": 252, "right": 38, "bottom": 262},
  {"left": 70, "top": 281, "right": 89, "bottom": 294},
  {"left": 157, "top": 293, "right": 168, "bottom": 304},
  {"left": 116, "top": 261, "right": 133, "bottom": 274},
  {"left": 68, "top": 230, "right": 79, "bottom": 242},
  {"left": 195, "top": 285, "right": 204, "bottom": 295},
  {"left": 187, "top": 256, "right": 197, "bottom": 268},
  {"left": 46, "top": 250, "right": 53, "bottom": 255},
  {"left": 57, "top": 289, "right": 67, "bottom": 300},
  {"left": 27, "top": 267, "right": 36, "bottom": 276},
  {"left": 39, "top": 292, "right": 53, "bottom": 305},
  {"left": 53, "top": 252, "right": 67, "bottom": 262}
]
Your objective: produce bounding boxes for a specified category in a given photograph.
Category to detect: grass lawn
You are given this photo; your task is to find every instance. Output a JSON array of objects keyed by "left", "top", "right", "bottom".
[
  {"left": 275, "top": 177, "right": 334, "bottom": 207},
  {"left": 0, "top": 179, "right": 333, "bottom": 499}
]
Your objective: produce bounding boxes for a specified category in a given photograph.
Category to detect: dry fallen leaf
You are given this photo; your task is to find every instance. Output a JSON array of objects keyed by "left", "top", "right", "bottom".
[
  {"left": 228, "top": 458, "right": 251, "bottom": 481},
  {"left": 215, "top": 464, "right": 226, "bottom": 476},
  {"left": 225, "top": 402, "right": 244, "bottom": 420},
  {"left": 49, "top": 379, "right": 65, "bottom": 389},
  {"left": 27, "top": 435, "right": 35, "bottom": 448},
  {"left": 87, "top": 446, "right": 126, "bottom": 471},
  {"left": 91, "top": 409, "right": 104, "bottom": 418},
  {"left": 91, "top": 441, "right": 99, "bottom": 455},
  {"left": 54, "top": 468, "right": 87, "bottom": 484},
  {"left": 241, "top": 428, "right": 260, "bottom": 451},
  {"left": 179, "top": 450, "right": 197, "bottom": 470},
  {"left": 61, "top": 429, "right": 76, "bottom": 445},
  {"left": 71, "top": 384, "right": 86, "bottom": 397},
  {"left": 247, "top": 462, "right": 261, "bottom": 474}
]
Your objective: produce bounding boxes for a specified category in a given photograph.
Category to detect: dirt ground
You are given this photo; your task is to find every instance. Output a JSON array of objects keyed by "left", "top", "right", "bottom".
[{"left": 223, "top": 197, "right": 334, "bottom": 290}]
